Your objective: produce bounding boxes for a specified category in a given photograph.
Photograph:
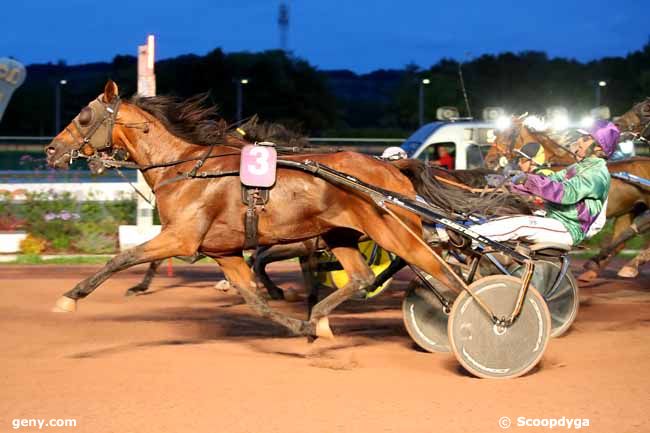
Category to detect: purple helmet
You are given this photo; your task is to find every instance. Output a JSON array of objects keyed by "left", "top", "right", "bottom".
[{"left": 586, "top": 120, "right": 620, "bottom": 158}]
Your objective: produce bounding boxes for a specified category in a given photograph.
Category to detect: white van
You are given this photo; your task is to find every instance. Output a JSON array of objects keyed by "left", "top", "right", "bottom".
[{"left": 401, "top": 120, "right": 497, "bottom": 170}]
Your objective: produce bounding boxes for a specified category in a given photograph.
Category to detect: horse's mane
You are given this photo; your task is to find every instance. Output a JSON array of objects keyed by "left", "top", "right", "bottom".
[
  {"left": 238, "top": 115, "right": 309, "bottom": 148},
  {"left": 129, "top": 93, "right": 309, "bottom": 148},
  {"left": 130, "top": 94, "right": 229, "bottom": 146},
  {"left": 393, "top": 159, "right": 532, "bottom": 217}
]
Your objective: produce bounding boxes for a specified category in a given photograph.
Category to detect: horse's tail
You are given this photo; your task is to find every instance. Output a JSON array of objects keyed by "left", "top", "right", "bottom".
[
  {"left": 389, "top": 159, "right": 452, "bottom": 211},
  {"left": 390, "top": 158, "right": 532, "bottom": 217}
]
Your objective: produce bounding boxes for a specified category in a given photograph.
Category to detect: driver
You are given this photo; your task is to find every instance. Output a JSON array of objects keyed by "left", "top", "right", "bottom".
[{"left": 472, "top": 120, "right": 618, "bottom": 246}]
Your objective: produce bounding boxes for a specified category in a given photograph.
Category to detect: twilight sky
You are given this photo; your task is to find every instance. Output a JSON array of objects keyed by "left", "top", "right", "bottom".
[{"left": 2, "top": 0, "right": 648, "bottom": 72}]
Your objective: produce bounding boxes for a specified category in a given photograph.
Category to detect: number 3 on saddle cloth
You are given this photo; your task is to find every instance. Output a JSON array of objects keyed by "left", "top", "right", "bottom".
[{"left": 240, "top": 143, "right": 278, "bottom": 250}]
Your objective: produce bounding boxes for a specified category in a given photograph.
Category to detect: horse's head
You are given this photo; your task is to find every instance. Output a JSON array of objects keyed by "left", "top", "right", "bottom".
[
  {"left": 484, "top": 116, "right": 525, "bottom": 169},
  {"left": 45, "top": 80, "right": 126, "bottom": 173},
  {"left": 614, "top": 97, "right": 650, "bottom": 139}
]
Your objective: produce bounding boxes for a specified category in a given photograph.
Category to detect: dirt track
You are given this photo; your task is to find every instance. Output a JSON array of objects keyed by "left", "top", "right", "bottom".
[{"left": 0, "top": 261, "right": 649, "bottom": 433}]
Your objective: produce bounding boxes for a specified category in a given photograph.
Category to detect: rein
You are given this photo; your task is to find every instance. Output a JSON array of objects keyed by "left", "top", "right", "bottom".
[{"left": 434, "top": 175, "right": 495, "bottom": 193}]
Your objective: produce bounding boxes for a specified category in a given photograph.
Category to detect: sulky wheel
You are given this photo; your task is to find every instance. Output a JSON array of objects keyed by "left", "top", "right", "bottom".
[
  {"left": 402, "top": 275, "right": 457, "bottom": 353},
  {"left": 448, "top": 275, "right": 551, "bottom": 379},
  {"left": 510, "top": 260, "right": 579, "bottom": 338}
]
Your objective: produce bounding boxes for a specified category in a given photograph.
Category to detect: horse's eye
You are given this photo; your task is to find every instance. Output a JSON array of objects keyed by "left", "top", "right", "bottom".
[{"left": 78, "top": 107, "right": 93, "bottom": 126}]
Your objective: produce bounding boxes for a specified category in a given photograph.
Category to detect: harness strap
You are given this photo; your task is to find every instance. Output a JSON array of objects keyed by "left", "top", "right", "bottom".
[
  {"left": 114, "top": 167, "right": 155, "bottom": 206},
  {"left": 241, "top": 187, "right": 270, "bottom": 250},
  {"left": 153, "top": 168, "right": 241, "bottom": 192},
  {"left": 187, "top": 138, "right": 218, "bottom": 177}
]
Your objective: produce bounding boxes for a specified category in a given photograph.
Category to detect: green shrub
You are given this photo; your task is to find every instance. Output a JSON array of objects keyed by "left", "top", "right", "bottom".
[
  {"left": 3, "top": 191, "right": 137, "bottom": 253},
  {"left": 74, "top": 230, "right": 117, "bottom": 254}
]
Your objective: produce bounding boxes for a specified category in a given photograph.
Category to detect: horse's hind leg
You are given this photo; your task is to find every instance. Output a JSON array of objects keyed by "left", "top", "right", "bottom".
[
  {"left": 216, "top": 255, "right": 311, "bottom": 336},
  {"left": 307, "top": 233, "right": 376, "bottom": 338},
  {"left": 618, "top": 240, "right": 650, "bottom": 278},
  {"left": 579, "top": 214, "right": 632, "bottom": 281},
  {"left": 617, "top": 212, "right": 650, "bottom": 278},
  {"left": 124, "top": 259, "right": 163, "bottom": 296},
  {"left": 360, "top": 212, "right": 459, "bottom": 295}
]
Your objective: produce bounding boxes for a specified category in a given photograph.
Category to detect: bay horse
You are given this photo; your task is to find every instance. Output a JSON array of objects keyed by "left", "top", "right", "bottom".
[
  {"left": 484, "top": 116, "right": 577, "bottom": 169},
  {"left": 47, "top": 80, "right": 509, "bottom": 339},
  {"left": 607, "top": 97, "right": 650, "bottom": 278},
  {"left": 488, "top": 116, "right": 650, "bottom": 280},
  {"left": 125, "top": 166, "right": 509, "bottom": 302},
  {"left": 615, "top": 97, "right": 650, "bottom": 142}
]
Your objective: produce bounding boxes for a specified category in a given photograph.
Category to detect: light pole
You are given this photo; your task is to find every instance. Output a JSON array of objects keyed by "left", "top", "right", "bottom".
[
  {"left": 54, "top": 79, "right": 67, "bottom": 134},
  {"left": 235, "top": 78, "right": 249, "bottom": 123},
  {"left": 419, "top": 78, "right": 430, "bottom": 127},
  {"left": 595, "top": 80, "right": 606, "bottom": 107}
]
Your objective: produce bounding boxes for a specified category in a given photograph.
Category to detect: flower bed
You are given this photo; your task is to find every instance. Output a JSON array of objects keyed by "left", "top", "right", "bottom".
[{"left": 0, "top": 191, "right": 135, "bottom": 254}]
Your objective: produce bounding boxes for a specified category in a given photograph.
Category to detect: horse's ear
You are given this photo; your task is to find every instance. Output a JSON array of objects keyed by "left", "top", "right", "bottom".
[{"left": 103, "top": 80, "right": 119, "bottom": 103}]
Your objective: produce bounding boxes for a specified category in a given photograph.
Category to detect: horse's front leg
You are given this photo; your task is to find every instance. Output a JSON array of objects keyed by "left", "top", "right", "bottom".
[
  {"left": 253, "top": 246, "right": 287, "bottom": 300},
  {"left": 253, "top": 241, "right": 316, "bottom": 301},
  {"left": 52, "top": 228, "right": 201, "bottom": 312},
  {"left": 299, "top": 254, "right": 319, "bottom": 318},
  {"left": 124, "top": 259, "right": 163, "bottom": 296}
]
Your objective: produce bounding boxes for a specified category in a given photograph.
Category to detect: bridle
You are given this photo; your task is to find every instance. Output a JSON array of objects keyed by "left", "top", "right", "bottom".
[
  {"left": 631, "top": 99, "right": 650, "bottom": 142},
  {"left": 489, "top": 124, "right": 519, "bottom": 168},
  {"left": 617, "top": 99, "right": 650, "bottom": 143},
  {"left": 64, "top": 95, "right": 123, "bottom": 165}
]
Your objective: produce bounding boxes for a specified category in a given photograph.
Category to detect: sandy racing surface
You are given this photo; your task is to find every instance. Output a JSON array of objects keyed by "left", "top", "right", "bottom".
[{"left": 1, "top": 260, "right": 649, "bottom": 433}]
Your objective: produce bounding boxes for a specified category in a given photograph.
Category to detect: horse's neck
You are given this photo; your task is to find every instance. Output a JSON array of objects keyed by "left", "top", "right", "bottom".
[{"left": 122, "top": 112, "right": 216, "bottom": 188}]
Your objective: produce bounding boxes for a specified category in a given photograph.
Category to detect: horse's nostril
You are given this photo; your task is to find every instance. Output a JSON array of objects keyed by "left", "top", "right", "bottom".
[{"left": 46, "top": 147, "right": 56, "bottom": 155}]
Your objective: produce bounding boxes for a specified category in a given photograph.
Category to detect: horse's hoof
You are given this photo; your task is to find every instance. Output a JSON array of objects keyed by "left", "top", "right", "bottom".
[
  {"left": 315, "top": 317, "right": 334, "bottom": 339},
  {"left": 124, "top": 287, "right": 144, "bottom": 297},
  {"left": 52, "top": 296, "right": 77, "bottom": 313},
  {"left": 284, "top": 288, "right": 299, "bottom": 303},
  {"left": 214, "top": 280, "right": 231, "bottom": 292},
  {"left": 577, "top": 270, "right": 598, "bottom": 282},
  {"left": 266, "top": 287, "right": 285, "bottom": 300},
  {"left": 350, "top": 289, "right": 368, "bottom": 301},
  {"left": 617, "top": 266, "right": 639, "bottom": 279}
]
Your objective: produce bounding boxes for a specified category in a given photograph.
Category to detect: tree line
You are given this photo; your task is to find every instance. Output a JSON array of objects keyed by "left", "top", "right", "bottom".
[{"left": 1, "top": 40, "right": 649, "bottom": 138}]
